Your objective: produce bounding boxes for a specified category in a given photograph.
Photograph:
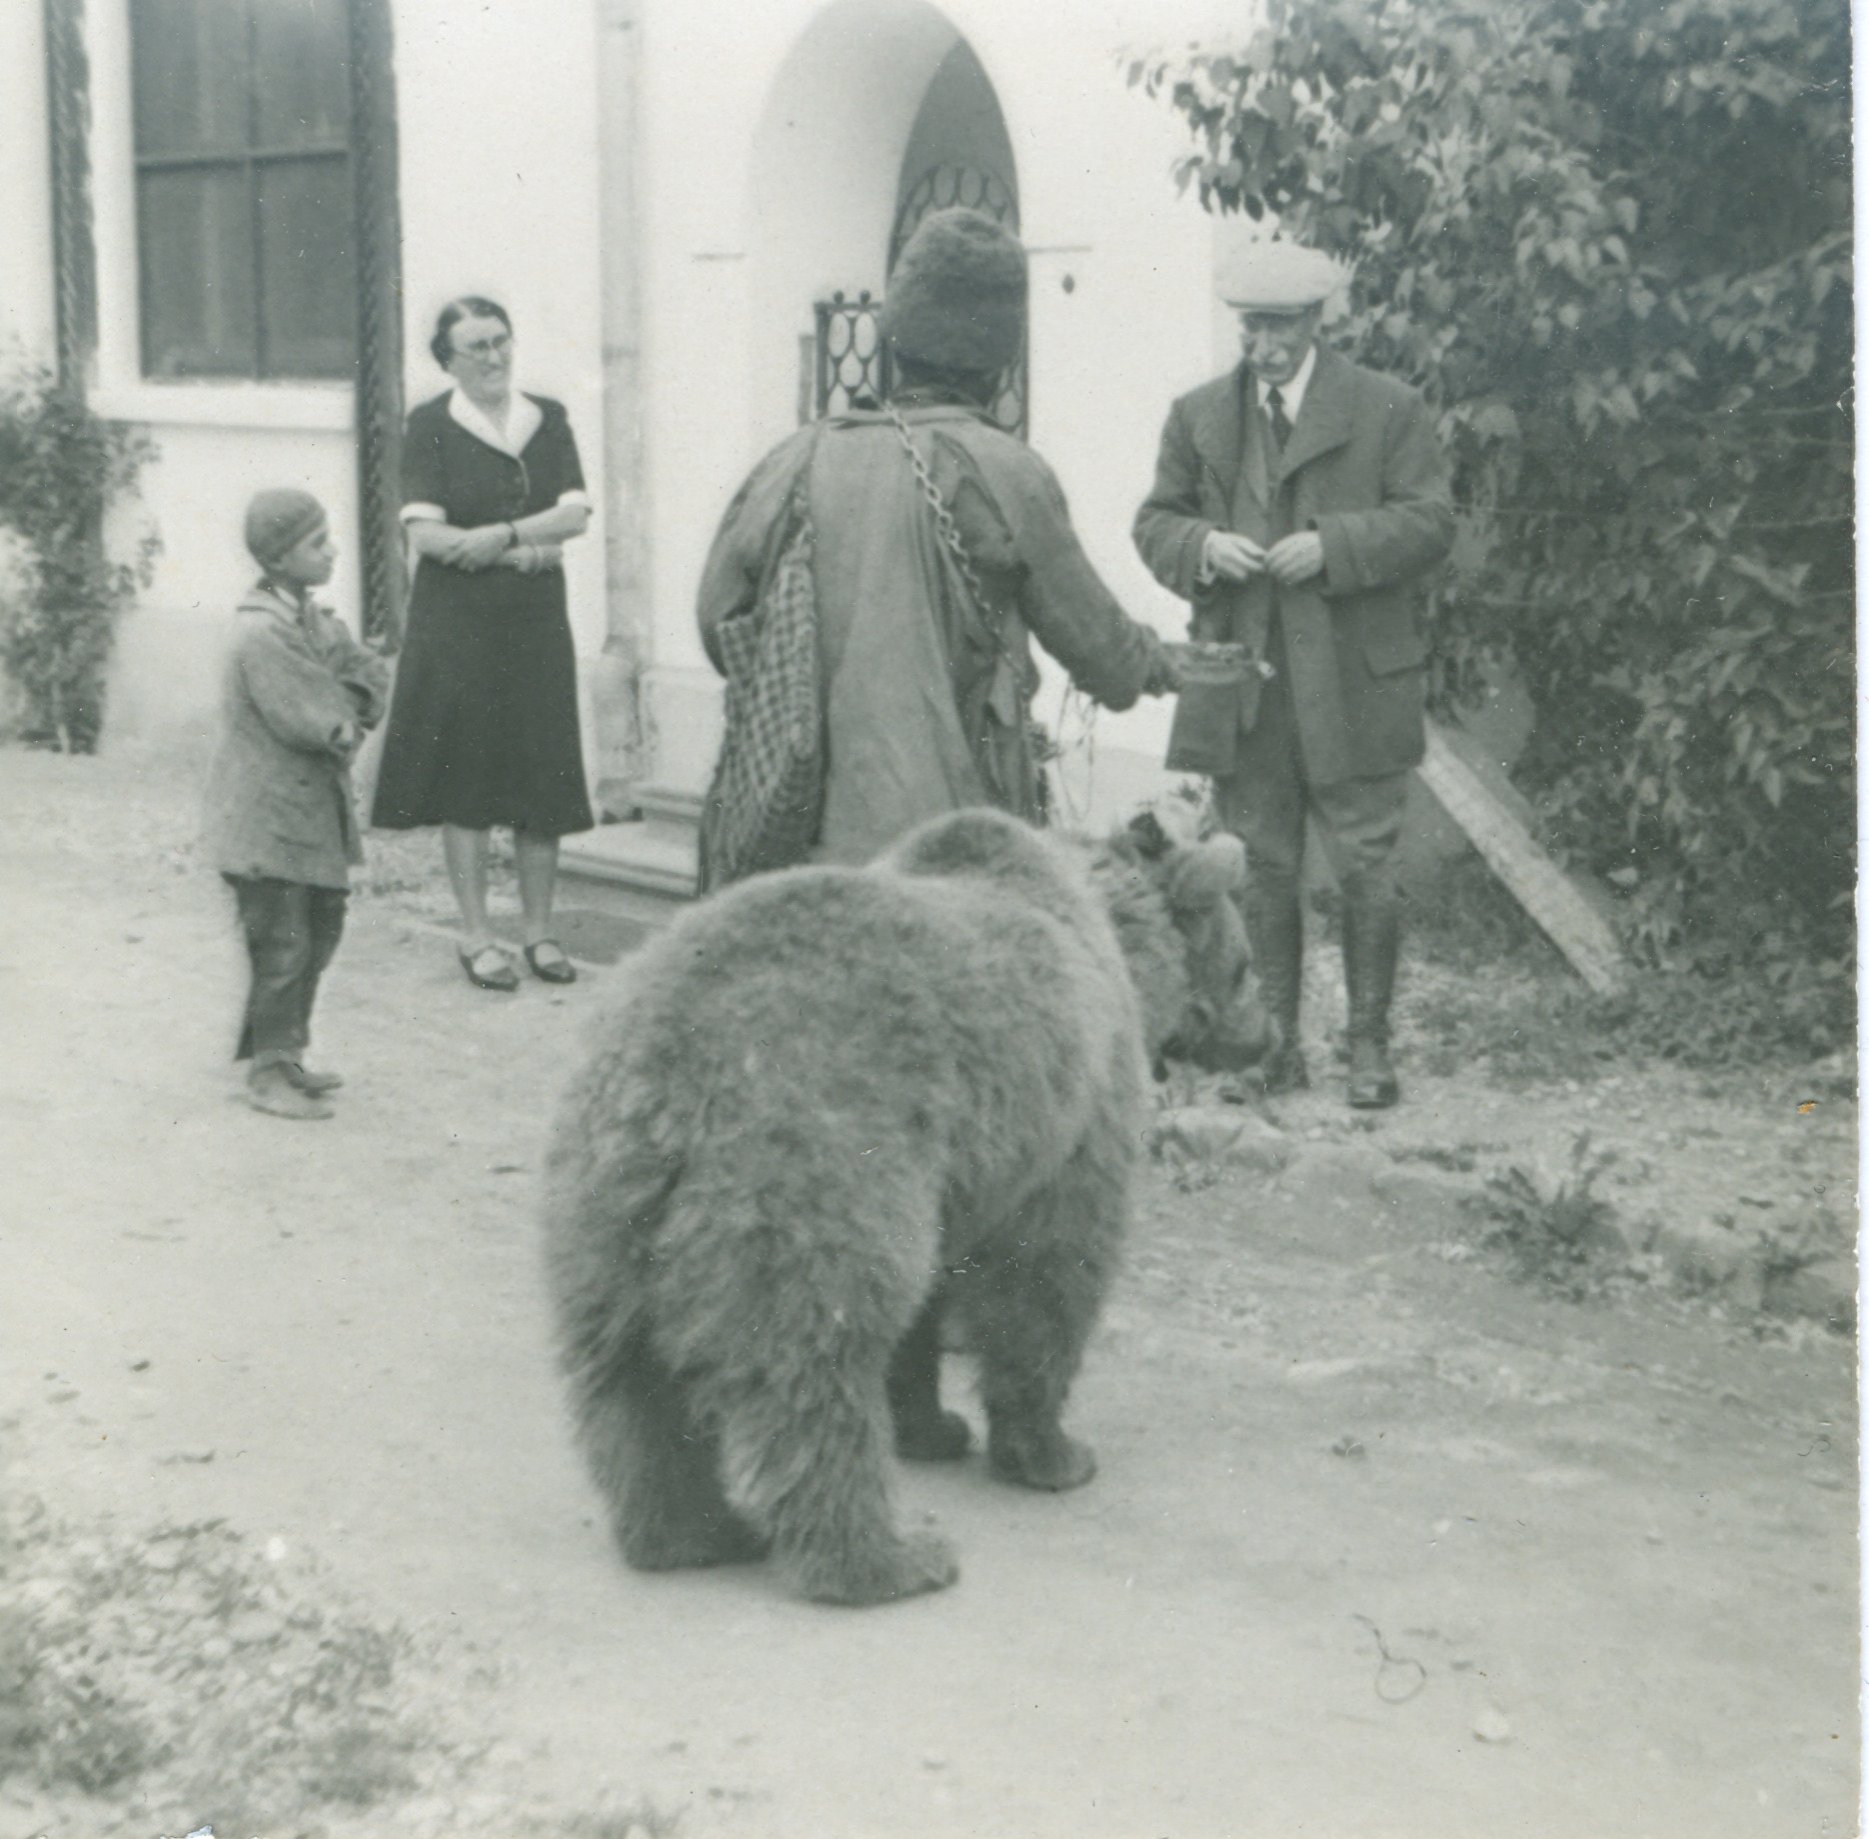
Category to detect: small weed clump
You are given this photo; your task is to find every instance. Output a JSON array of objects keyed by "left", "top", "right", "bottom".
[
  {"left": 1387, "top": 1142, "right": 1503, "bottom": 1176},
  {"left": 1479, "top": 1132, "right": 1628, "bottom": 1301}
]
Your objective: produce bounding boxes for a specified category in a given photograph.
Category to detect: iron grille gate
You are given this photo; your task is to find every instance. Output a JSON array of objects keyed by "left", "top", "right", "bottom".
[
  {"left": 808, "top": 161, "right": 1026, "bottom": 436},
  {"left": 813, "top": 291, "right": 889, "bottom": 417}
]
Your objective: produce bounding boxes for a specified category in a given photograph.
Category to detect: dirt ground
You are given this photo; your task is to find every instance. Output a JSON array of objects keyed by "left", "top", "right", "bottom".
[{"left": 0, "top": 743, "right": 1858, "bottom": 1839}]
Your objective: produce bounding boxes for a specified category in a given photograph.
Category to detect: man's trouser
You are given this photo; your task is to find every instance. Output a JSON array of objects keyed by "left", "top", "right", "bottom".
[
  {"left": 226, "top": 875, "right": 348, "bottom": 1069},
  {"left": 1210, "top": 619, "right": 1408, "bottom": 1080}
]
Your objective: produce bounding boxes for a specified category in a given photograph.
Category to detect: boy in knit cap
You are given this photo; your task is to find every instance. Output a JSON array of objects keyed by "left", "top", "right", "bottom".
[{"left": 202, "top": 489, "right": 388, "bottom": 1119}]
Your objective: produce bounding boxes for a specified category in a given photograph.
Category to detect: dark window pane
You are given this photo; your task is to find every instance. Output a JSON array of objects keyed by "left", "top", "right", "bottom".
[
  {"left": 253, "top": 0, "right": 351, "bottom": 148},
  {"left": 256, "top": 154, "right": 355, "bottom": 378},
  {"left": 138, "top": 165, "right": 258, "bottom": 376},
  {"left": 131, "top": 0, "right": 250, "bottom": 157}
]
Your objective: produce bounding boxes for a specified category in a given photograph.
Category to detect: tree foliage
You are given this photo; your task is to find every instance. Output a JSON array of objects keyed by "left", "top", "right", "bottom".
[
  {"left": 0, "top": 367, "right": 157, "bottom": 752},
  {"left": 1133, "top": 0, "right": 1853, "bottom": 1023}
]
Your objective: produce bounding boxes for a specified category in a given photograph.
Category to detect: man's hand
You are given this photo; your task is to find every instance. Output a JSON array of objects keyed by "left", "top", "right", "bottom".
[
  {"left": 1202, "top": 530, "right": 1267, "bottom": 582},
  {"left": 1265, "top": 531, "right": 1325, "bottom": 585},
  {"left": 1141, "top": 635, "right": 1183, "bottom": 698}
]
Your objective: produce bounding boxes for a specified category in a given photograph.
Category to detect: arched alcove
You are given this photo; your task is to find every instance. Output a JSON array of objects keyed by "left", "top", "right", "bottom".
[
  {"left": 745, "top": 0, "right": 1017, "bottom": 440},
  {"left": 888, "top": 40, "right": 1025, "bottom": 430}
]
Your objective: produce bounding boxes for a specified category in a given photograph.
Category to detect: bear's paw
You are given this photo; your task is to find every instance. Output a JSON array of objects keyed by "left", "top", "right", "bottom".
[
  {"left": 989, "top": 1425, "right": 1098, "bottom": 1492},
  {"left": 798, "top": 1529, "right": 961, "bottom": 1606},
  {"left": 894, "top": 1408, "right": 974, "bottom": 1463}
]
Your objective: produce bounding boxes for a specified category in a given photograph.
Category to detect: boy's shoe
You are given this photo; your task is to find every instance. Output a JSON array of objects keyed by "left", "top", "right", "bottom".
[
  {"left": 282, "top": 1062, "right": 343, "bottom": 1096},
  {"left": 246, "top": 1064, "right": 334, "bottom": 1121}
]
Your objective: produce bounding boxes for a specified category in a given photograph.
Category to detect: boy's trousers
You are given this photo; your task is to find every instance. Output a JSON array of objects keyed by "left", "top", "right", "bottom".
[{"left": 225, "top": 875, "right": 348, "bottom": 1068}]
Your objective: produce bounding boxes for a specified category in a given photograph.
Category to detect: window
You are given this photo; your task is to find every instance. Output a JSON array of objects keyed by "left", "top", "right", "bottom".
[{"left": 129, "top": 0, "right": 355, "bottom": 381}]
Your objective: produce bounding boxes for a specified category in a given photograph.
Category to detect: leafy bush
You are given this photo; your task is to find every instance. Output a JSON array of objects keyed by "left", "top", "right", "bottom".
[
  {"left": 1132, "top": 0, "right": 1854, "bottom": 1016},
  {"left": 0, "top": 366, "right": 157, "bottom": 751}
]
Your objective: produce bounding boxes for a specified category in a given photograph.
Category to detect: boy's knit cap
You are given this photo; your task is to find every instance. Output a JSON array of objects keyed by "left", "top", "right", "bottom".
[{"left": 245, "top": 488, "right": 327, "bottom": 567}]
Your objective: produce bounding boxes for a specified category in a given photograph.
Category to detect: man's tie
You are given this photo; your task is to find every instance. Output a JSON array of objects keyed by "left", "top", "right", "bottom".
[{"left": 1265, "top": 385, "right": 1293, "bottom": 453}]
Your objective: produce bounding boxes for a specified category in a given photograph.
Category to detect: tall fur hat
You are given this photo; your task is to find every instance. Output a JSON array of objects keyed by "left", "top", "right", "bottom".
[
  {"left": 881, "top": 208, "right": 1028, "bottom": 374},
  {"left": 244, "top": 488, "right": 327, "bottom": 568}
]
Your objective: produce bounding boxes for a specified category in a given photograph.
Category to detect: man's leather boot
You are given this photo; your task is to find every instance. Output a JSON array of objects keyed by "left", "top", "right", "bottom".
[
  {"left": 1243, "top": 874, "right": 1308, "bottom": 1094},
  {"left": 1341, "top": 877, "right": 1401, "bottom": 1109}
]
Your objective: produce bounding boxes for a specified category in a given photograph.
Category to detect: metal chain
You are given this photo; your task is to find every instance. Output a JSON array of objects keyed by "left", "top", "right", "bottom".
[
  {"left": 885, "top": 406, "right": 994, "bottom": 608},
  {"left": 885, "top": 406, "right": 1025, "bottom": 677}
]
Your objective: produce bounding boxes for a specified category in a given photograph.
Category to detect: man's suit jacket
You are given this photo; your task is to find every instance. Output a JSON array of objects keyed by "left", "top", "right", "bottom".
[{"left": 1134, "top": 345, "right": 1454, "bottom": 786}]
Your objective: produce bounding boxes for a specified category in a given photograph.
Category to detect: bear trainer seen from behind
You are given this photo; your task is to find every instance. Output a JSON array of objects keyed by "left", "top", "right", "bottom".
[{"left": 542, "top": 807, "right": 1263, "bottom": 1606}]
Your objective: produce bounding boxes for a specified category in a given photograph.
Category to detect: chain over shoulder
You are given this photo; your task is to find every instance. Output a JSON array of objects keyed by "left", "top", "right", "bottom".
[
  {"left": 886, "top": 406, "right": 995, "bottom": 607},
  {"left": 884, "top": 405, "right": 1029, "bottom": 684}
]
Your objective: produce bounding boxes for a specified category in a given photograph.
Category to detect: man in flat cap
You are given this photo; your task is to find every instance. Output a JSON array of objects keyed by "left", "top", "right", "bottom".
[{"left": 1134, "top": 240, "right": 1454, "bottom": 1107}]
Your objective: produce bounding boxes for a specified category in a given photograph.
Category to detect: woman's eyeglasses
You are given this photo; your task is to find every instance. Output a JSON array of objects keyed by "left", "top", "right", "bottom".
[{"left": 453, "top": 333, "right": 513, "bottom": 360}]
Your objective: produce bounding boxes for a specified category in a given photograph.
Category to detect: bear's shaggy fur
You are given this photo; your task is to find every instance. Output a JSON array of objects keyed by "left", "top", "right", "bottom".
[{"left": 542, "top": 807, "right": 1258, "bottom": 1606}]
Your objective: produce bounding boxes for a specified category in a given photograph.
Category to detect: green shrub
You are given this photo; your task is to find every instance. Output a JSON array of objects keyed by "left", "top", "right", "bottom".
[
  {"left": 1132, "top": 0, "right": 1854, "bottom": 1010},
  {"left": 0, "top": 366, "right": 158, "bottom": 751}
]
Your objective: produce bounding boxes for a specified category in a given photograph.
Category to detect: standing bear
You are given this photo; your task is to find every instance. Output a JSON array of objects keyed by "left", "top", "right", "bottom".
[{"left": 542, "top": 806, "right": 1263, "bottom": 1606}]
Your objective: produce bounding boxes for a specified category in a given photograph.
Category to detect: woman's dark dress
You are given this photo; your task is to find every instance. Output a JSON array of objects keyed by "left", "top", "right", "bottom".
[{"left": 371, "top": 390, "right": 594, "bottom": 836}]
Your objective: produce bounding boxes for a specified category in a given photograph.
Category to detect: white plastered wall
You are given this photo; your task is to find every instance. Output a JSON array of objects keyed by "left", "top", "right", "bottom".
[
  {"left": 631, "top": 0, "right": 1231, "bottom": 799},
  {"left": 61, "top": 0, "right": 1245, "bottom": 795},
  {"left": 392, "top": 0, "right": 608, "bottom": 659},
  {"left": 77, "top": 0, "right": 610, "bottom": 755},
  {"left": 80, "top": 0, "right": 359, "bottom": 744},
  {"left": 0, "top": 3, "right": 57, "bottom": 366}
]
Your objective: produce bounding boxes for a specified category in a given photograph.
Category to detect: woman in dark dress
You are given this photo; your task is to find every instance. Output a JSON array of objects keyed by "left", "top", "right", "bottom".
[{"left": 372, "top": 297, "right": 594, "bottom": 990}]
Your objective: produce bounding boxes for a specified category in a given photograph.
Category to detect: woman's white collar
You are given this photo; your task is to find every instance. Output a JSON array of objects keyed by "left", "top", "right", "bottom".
[{"left": 447, "top": 385, "right": 542, "bottom": 459}]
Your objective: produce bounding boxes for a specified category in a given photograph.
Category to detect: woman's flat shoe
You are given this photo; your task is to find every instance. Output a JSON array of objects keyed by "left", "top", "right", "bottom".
[
  {"left": 524, "top": 939, "right": 577, "bottom": 984},
  {"left": 459, "top": 944, "right": 520, "bottom": 992}
]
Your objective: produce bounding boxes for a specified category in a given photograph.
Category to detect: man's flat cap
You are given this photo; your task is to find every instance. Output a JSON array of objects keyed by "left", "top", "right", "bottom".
[{"left": 1217, "top": 240, "right": 1346, "bottom": 311}]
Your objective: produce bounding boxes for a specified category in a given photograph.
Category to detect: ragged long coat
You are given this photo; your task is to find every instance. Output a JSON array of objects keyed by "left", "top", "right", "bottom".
[
  {"left": 201, "top": 584, "right": 388, "bottom": 889},
  {"left": 1133, "top": 345, "right": 1454, "bottom": 787},
  {"left": 697, "top": 399, "right": 1166, "bottom": 867}
]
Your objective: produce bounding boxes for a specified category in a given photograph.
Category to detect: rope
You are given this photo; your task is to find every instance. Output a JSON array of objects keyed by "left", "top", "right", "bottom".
[
  {"left": 348, "top": 0, "right": 406, "bottom": 648},
  {"left": 46, "top": 0, "right": 95, "bottom": 388}
]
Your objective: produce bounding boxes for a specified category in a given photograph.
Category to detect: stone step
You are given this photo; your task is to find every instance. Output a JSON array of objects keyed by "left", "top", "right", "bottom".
[
  {"left": 560, "top": 813, "right": 698, "bottom": 910},
  {"left": 631, "top": 782, "right": 705, "bottom": 826}
]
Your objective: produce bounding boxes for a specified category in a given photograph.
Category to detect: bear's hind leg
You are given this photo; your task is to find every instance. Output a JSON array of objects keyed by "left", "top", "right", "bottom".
[
  {"left": 705, "top": 1271, "right": 959, "bottom": 1608},
  {"left": 887, "top": 1288, "right": 973, "bottom": 1462},
  {"left": 716, "top": 1383, "right": 958, "bottom": 1606},
  {"left": 972, "top": 1144, "right": 1126, "bottom": 1493},
  {"left": 575, "top": 1344, "right": 768, "bottom": 1572}
]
